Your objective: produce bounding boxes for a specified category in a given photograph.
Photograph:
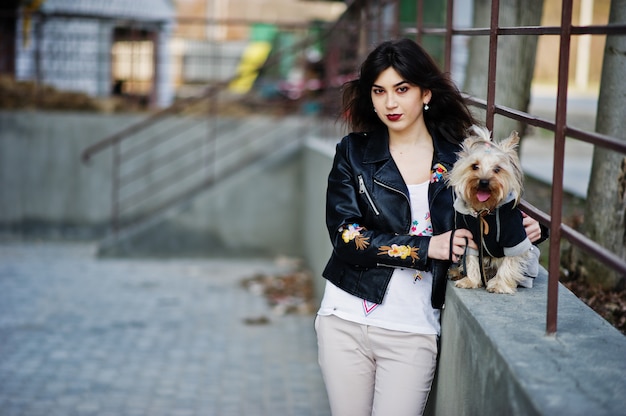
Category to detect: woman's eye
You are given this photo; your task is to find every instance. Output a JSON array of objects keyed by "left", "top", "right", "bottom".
[
  {"left": 397, "top": 86, "right": 408, "bottom": 93},
  {"left": 372, "top": 88, "right": 384, "bottom": 95}
]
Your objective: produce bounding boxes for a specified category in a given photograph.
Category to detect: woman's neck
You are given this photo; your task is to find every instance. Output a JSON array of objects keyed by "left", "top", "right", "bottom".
[{"left": 388, "top": 124, "right": 432, "bottom": 153}]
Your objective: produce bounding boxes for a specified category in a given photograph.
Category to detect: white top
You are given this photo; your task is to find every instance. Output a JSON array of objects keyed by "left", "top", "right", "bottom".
[{"left": 318, "top": 180, "right": 441, "bottom": 335}]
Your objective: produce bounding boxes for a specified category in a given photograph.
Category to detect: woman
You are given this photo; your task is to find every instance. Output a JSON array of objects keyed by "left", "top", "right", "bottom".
[{"left": 315, "top": 38, "right": 543, "bottom": 415}]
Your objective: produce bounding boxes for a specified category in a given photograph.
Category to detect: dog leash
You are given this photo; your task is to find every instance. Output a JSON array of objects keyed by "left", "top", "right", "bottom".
[
  {"left": 450, "top": 231, "right": 475, "bottom": 285},
  {"left": 476, "top": 210, "right": 490, "bottom": 288}
]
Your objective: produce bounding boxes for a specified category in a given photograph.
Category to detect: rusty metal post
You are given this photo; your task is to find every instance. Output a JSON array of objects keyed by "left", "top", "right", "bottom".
[
  {"left": 359, "top": 0, "right": 369, "bottom": 59},
  {"left": 392, "top": 0, "right": 400, "bottom": 39},
  {"left": 546, "top": 0, "right": 574, "bottom": 335},
  {"left": 207, "top": 23, "right": 219, "bottom": 186},
  {"left": 150, "top": 29, "right": 159, "bottom": 108},
  {"left": 485, "top": 0, "right": 500, "bottom": 132},
  {"left": 111, "top": 140, "right": 120, "bottom": 233},
  {"left": 34, "top": 13, "right": 44, "bottom": 108},
  {"left": 444, "top": 0, "right": 453, "bottom": 74},
  {"left": 377, "top": 1, "right": 382, "bottom": 42},
  {"left": 416, "top": 0, "right": 423, "bottom": 44}
]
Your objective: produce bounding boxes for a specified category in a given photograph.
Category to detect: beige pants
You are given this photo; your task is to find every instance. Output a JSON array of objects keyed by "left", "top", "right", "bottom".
[{"left": 315, "top": 314, "right": 437, "bottom": 416}]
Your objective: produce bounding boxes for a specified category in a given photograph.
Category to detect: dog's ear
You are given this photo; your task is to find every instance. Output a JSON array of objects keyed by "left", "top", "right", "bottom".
[
  {"left": 499, "top": 131, "right": 520, "bottom": 153},
  {"left": 500, "top": 131, "right": 524, "bottom": 202}
]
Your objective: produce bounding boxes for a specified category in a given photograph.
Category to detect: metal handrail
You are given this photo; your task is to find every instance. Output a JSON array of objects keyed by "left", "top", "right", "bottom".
[
  {"left": 81, "top": 87, "right": 222, "bottom": 163},
  {"left": 81, "top": 18, "right": 333, "bottom": 232},
  {"left": 430, "top": 0, "right": 625, "bottom": 334},
  {"left": 407, "top": 23, "right": 626, "bottom": 37},
  {"left": 325, "top": 0, "right": 626, "bottom": 335}
]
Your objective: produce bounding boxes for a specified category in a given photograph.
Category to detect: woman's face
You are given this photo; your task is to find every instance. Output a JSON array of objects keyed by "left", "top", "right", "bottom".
[{"left": 371, "top": 67, "right": 431, "bottom": 136}]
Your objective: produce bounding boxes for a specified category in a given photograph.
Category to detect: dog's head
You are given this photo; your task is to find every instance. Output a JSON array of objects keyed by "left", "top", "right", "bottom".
[{"left": 447, "top": 125, "right": 523, "bottom": 213}]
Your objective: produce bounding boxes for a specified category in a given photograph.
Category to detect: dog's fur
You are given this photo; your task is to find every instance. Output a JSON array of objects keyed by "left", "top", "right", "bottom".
[{"left": 447, "top": 125, "right": 533, "bottom": 294}]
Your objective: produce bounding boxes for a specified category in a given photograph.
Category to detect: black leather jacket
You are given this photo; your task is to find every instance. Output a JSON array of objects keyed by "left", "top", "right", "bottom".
[{"left": 322, "top": 129, "right": 460, "bottom": 309}]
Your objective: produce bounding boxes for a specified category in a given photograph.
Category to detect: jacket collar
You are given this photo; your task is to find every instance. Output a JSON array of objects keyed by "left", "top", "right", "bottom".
[
  {"left": 361, "top": 128, "right": 462, "bottom": 168},
  {"left": 362, "top": 129, "right": 391, "bottom": 164},
  {"left": 433, "top": 135, "right": 461, "bottom": 168}
]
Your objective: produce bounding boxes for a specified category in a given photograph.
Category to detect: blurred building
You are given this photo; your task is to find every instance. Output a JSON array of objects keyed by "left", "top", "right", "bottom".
[
  {"left": 170, "top": 0, "right": 346, "bottom": 97},
  {"left": 4, "top": 0, "right": 176, "bottom": 107}
]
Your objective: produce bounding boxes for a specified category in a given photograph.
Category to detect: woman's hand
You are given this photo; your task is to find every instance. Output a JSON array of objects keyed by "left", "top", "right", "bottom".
[
  {"left": 428, "top": 229, "right": 476, "bottom": 262},
  {"left": 522, "top": 212, "right": 542, "bottom": 243}
]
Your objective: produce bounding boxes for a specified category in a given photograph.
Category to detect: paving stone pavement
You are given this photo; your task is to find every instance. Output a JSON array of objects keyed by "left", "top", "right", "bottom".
[{"left": 0, "top": 242, "right": 330, "bottom": 416}]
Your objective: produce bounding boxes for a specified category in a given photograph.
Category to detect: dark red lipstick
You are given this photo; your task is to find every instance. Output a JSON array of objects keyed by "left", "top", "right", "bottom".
[{"left": 386, "top": 114, "right": 402, "bottom": 121}]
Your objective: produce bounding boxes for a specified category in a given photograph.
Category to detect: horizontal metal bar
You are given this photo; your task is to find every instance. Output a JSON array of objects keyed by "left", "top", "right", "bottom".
[
  {"left": 405, "top": 23, "right": 626, "bottom": 37},
  {"left": 572, "top": 23, "right": 626, "bottom": 35},
  {"left": 464, "top": 95, "right": 557, "bottom": 131},
  {"left": 565, "top": 126, "right": 626, "bottom": 154},
  {"left": 519, "top": 200, "right": 626, "bottom": 276},
  {"left": 465, "top": 95, "right": 626, "bottom": 154},
  {"left": 23, "top": 10, "right": 322, "bottom": 30},
  {"left": 119, "top": 134, "right": 207, "bottom": 188},
  {"left": 562, "top": 223, "right": 626, "bottom": 276},
  {"left": 120, "top": 115, "right": 207, "bottom": 164},
  {"left": 500, "top": 24, "right": 626, "bottom": 35},
  {"left": 81, "top": 92, "right": 214, "bottom": 162},
  {"left": 119, "top": 157, "right": 206, "bottom": 213},
  {"left": 519, "top": 200, "right": 551, "bottom": 228}
]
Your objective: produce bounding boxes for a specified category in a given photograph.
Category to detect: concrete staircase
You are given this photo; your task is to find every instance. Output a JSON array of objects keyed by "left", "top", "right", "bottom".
[{"left": 97, "top": 113, "right": 326, "bottom": 257}]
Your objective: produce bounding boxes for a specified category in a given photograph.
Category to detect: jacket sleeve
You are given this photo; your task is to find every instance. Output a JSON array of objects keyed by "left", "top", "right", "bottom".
[{"left": 325, "top": 138, "right": 431, "bottom": 271}]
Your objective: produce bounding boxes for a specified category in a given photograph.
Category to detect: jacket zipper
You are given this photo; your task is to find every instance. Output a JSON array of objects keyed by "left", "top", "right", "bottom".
[
  {"left": 374, "top": 179, "right": 410, "bottom": 204},
  {"left": 358, "top": 175, "right": 380, "bottom": 216},
  {"left": 373, "top": 179, "right": 411, "bottom": 233}
]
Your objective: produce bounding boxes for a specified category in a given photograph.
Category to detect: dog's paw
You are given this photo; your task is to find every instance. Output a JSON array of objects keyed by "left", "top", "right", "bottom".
[
  {"left": 486, "top": 278, "right": 517, "bottom": 294},
  {"left": 455, "top": 276, "right": 482, "bottom": 289}
]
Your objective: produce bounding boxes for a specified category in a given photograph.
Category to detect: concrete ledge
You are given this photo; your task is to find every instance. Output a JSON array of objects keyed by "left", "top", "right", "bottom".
[{"left": 429, "top": 267, "right": 626, "bottom": 416}]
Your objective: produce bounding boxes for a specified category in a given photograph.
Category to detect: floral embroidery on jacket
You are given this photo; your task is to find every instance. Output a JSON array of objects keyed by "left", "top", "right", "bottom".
[
  {"left": 430, "top": 163, "right": 447, "bottom": 183},
  {"left": 341, "top": 223, "right": 370, "bottom": 250},
  {"left": 378, "top": 244, "right": 419, "bottom": 262}
]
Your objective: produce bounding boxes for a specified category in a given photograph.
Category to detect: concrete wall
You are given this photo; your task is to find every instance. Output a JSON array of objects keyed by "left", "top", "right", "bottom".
[
  {"left": 0, "top": 111, "right": 142, "bottom": 237},
  {"left": 427, "top": 272, "right": 626, "bottom": 416},
  {"left": 302, "top": 138, "right": 335, "bottom": 302},
  {"left": 0, "top": 111, "right": 307, "bottom": 259},
  {"left": 2, "top": 112, "right": 625, "bottom": 414}
]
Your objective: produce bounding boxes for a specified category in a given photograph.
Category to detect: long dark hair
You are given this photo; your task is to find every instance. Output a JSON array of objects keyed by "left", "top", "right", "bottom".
[{"left": 342, "top": 38, "right": 477, "bottom": 144}]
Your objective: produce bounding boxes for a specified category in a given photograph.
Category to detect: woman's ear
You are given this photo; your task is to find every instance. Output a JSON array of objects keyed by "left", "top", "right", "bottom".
[{"left": 423, "top": 89, "right": 432, "bottom": 105}]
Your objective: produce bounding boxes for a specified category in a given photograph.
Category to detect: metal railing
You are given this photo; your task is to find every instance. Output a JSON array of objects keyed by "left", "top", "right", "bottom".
[{"left": 320, "top": 0, "right": 626, "bottom": 334}]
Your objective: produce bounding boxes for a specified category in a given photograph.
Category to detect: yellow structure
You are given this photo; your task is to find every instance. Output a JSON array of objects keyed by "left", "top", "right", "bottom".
[{"left": 228, "top": 41, "right": 272, "bottom": 93}]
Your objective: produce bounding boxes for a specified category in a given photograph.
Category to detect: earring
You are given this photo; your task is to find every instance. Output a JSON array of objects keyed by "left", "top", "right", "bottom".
[
  {"left": 374, "top": 108, "right": 377, "bottom": 113},
  {"left": 424, "top": 103, "right": 429, "bottom": 111}
]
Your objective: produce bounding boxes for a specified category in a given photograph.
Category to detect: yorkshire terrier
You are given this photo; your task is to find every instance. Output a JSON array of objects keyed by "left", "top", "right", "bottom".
[{"left": 447, "top": 125, "right": 537, "bottom": 294}]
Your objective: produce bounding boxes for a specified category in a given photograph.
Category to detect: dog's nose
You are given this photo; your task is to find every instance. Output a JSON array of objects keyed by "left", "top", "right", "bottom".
[{"left": 478, "top": 179, "right": 490, "bottom": 189}]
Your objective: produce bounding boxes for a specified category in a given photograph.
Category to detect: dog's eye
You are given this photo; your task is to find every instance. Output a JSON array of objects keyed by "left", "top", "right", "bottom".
[
  {"left": 472, "top": 163, "right": 479, "bottom": 171},
  {"left": 493, "top": 166, "right": 501, "bottom": 174}
]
